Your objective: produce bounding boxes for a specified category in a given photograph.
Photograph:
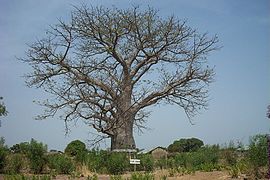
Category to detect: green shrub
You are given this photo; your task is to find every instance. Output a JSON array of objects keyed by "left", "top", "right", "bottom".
[
  {"left": 5, "top": 153, "right": 24, "bottom": 174},
  {"left": 69, "top": 171, "right": 81, "bottom": 179},
  {"left": 155, "top": 157, "right": 167, "bottom": 169},
  {"left": 235, "top": 159, "right": 249, "bottom": 174},
  {"left": 47, "top": 154, "right": 75, "bottom": 174},
  {"left": 65, "top": 140, "right": 86, "bottom": 156},
  {"left": 170, "top": 166, "right": 195, "bottom": 176},
  {"left": 27, "top": 139, "right": 47, "bottom": 174},
  {"left": 160, "top": 175, "right": 167, "bottom": 180},
  {"left": 130, "top": 172, "right": 154, "bottom": 180},
  {"left": 221, "top": 149, "right": 237, "bottom": 166},
  {"left": 0, "top": 146, "right": 8, "bottom": 172},
  {"left": 75, "top": 151, "right": 87, "bottom": 164},
  {"left": 106, "top": 153, "right": 128, "bottom": 175},
  {"left": 86, "top": 150, "right": 109, "bottom": 173},
  {"left": 3, "top": 174, "right": 52, "bottom": 180},
  {"left": 65, "top": 140, "right": 87, "bottom": 165},
  {"left": 3, "top": 174, "right": 28, "bottom": 180},
  {"left": 138, "top": 154, "right": 154, "bottom": 172},
  {"left": 86, "top": 150, "right": 129, "bottom": 174},
  {"left": 248, "top": 134, "right": 267, "bottom": 167},
  {"left": 228, "top": 164, "right": 241, "bottom": 178},
  {"left": 168, "top": 168, "right": 177, "bottom": 177},
  {"left": 166, "top": 158, "right": 176, "bottom": 169},
  {"left": 10, "top": 142, "right": 30, "bottom": 154},
  {"left": 172, "top": 153, "right": 186, "bottom": 167},
  {"left": 169, "top": 145, "right": 219, "bottom": 171},
  {"left": 187, "top": 145, "right": 219, "bottom": 169},
  {"left": 199, "top": 162, "right": 218, "bottom": 172},
  {"left": 87, "top": 174, "right": 98, "bottom": 180},
  {"left": 0, "top": 137, "right": 9, "bottom": 173},
  {"left": 248, "top": 134, "right": 268, "bottom": 178}
]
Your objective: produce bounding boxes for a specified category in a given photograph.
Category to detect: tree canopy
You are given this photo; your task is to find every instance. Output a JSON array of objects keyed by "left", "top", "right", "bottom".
[
  {"left": 168, "top": 138, "right": 204, "bottom": 153},
  {"left": 22, "top": 5, "right": 219, "bottom": 150},
  {"left": 64, "top": 140, "right": 86, "bottom": 156}
]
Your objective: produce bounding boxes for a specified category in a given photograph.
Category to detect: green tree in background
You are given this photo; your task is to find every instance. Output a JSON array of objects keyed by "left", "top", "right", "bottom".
[
  {"left": 168, "top": 138, "right": 204, "bottom": 153},
  {"left": 65, "top": 140, "right": 86, "bottom": 156},
  {"left": 27, "top": 139, "right": 48, "bottom": 174},
  {"left": 10, "top": 142, "right": 30, "bottom": 154},
  {"left": 65, "top": 140, "right": 87, "bottom": 164}
]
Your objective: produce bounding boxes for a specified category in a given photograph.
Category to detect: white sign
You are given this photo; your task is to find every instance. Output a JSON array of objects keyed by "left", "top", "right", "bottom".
[{"left": 130, "top": 159, "right": 140, "bottom": 165}]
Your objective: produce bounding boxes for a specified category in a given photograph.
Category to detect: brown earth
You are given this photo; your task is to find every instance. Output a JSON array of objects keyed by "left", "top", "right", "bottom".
[{"left": 0, "top": 170, "right": 264, "bottom": 180}]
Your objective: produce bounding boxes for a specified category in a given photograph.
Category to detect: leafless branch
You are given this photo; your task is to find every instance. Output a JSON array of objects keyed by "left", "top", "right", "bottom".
[{"left": 21, "top": 5, "right": 219, "bottom": 149}]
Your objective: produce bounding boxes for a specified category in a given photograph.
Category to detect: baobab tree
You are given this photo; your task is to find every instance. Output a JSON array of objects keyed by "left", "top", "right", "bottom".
[{"left": 22, "top": 6, "right": 219, "bottom": 150}]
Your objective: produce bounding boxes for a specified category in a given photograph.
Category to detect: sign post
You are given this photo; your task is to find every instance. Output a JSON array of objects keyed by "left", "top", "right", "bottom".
[{"left": 130, "top": 159, "right": 140, "bottom": 171}]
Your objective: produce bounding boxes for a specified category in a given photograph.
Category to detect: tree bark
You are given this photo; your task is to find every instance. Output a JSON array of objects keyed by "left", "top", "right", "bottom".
[
  {"left": 110, "top": 82, "right": 136, "bottom": 150},
  {"left": 110, "top": 116, "right": 136, "bottom": 150}
]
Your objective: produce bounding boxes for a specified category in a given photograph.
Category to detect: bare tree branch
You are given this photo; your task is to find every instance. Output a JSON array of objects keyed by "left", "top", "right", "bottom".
[{"left": 21, "top": 6, "right": 219, "bottom": 149}]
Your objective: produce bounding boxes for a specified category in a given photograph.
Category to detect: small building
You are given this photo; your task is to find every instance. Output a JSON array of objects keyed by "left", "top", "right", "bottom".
[
  {"left": 149, "top": 147, "right": 168, "bottom": 160},
  {"left": 46, "top": 149, "right": 63, "bottom": 155}
]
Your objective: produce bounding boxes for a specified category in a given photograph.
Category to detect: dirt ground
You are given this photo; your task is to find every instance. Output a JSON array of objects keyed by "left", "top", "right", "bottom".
[
  {"left": 45, "top": 171, "right": 245, "bottom": 180},
  {"left": 0, "top": 171, "right": 262, "bottom": 180}
]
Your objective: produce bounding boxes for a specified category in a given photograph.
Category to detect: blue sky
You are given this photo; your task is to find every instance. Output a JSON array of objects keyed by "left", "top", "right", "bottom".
[{"left": 0, "top": 0, "right": 269, "bottom": 151}]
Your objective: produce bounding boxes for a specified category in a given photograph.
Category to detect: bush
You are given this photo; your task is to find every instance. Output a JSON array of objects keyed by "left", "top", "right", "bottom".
[
  {"left": 155, "top": 157, "right": 167, "bottom": 169},
  {"left": 10, "top": 142, "right": 30, "bottom": 154},
  {"left": 106, "top": 153, "right": 128, "bottom": 175},
  {"left": 27, "top": 139, "right": 47, "bottom": 174},
  {"left": 65, "top": 140, "right": 86, "bottom": 157},
  {"left": 110, "top": 175, "right": 123, "bottom": 180},
  {"left": 138, "top": 154, "right": 154, "bottom": 172},
  {"left": 47, "top": 154, "right": 75, "bottom": 174},
  {"left": 130, "top": 172, "right": 154, "bottom": 180},
  {"left": 65, "top": 140, "right": 87, "bottom": 165},
  {"left": 248, "top": 134, "right": 267, "bottom": 167},
  {"left": 228, "top": 164, "right": 241, "bottom": 178},
  {"left": 0, "top": 146, "right": 8, "bottom": 172},
  {"left": 248, "top": 134, "right": 268, "bottom": 178},
  {"left": 192, "top": 145, "right": 219, "bottom": 167},
  {"left": 172, "top": 153, "right": 186, "bottom": 167},
  {"left": 3, "top": 174, "right": 52, "bottom": 180},
  {"left": 221, "top": 149, "right": 237, "bottom": 166},
  {"left": 169, "top": 145, "right": 219, "bottom": 171},
  {"left": 199, "top": 162, "right": 218, "bottom": 172},
  {"left": 0, "top": 137, "right": 9, "bottom": 173},
  {"left": 5, "top": 153, "right": 25, "bottom": 174},
  {"left": 86, "top": 150, "right": 109, "bottom": 173},
  {"left": 87, "top": 174, "right": 98, "bottom": 180}
]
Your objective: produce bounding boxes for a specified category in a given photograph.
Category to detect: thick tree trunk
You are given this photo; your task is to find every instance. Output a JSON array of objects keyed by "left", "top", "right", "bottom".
[
  {"left": 110, "top": 116, "right": 136, "bottom": 150},
  {"left": 109, "top": 79, "right": 136, "bottom": 150}
]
